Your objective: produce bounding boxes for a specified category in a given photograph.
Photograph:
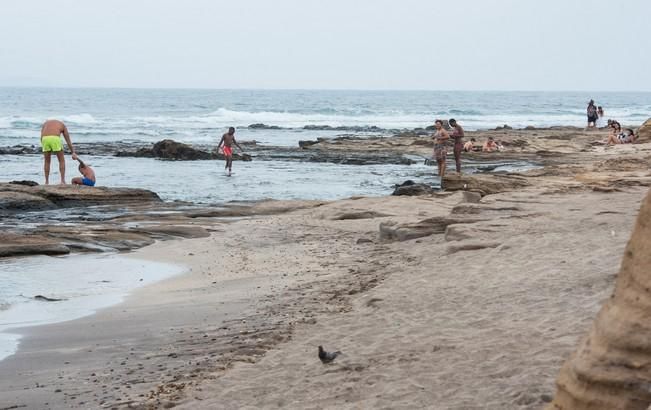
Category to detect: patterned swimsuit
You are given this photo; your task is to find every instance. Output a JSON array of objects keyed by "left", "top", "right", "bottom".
[{"left": 433, "top": 130, "right": 447, "bottom": 161}]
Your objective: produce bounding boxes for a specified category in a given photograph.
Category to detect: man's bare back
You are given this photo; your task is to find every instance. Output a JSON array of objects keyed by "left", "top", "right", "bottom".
[{"left": 41, "top": 119, "right": 67, "bottom": 138}]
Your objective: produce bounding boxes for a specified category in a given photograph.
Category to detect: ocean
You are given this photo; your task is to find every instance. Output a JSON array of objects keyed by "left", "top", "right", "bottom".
[
  {"left": 1, "top": 88, "right": 649, "bottom": 147},
  {"left": 0, "top": 88, "right": 648, "bottom": 360}
]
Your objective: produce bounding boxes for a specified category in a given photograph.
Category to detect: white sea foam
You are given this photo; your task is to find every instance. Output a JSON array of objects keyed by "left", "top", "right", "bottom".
[
  {"left": 61, "top": 113, "right": 99, "bottom": 125},
  {"left": 0, "top": 254, "right": 184, "bottom": 361}
]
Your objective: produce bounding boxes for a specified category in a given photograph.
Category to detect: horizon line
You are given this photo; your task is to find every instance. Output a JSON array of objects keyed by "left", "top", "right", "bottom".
[{"left": 1, "top": 85, "right": 650, "bottom": 94}]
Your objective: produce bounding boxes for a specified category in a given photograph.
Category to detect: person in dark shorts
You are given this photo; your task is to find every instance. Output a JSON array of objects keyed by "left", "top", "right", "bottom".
[
  {"left": 449, "top": 118, "right": 464, "bottom": 174},
  {"left": 587, "top": 100, "right": 598, "bottom": 129}
]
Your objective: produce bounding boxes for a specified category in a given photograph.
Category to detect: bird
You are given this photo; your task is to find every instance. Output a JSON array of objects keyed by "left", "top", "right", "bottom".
[{"left": 318, "top": 346, "right": 342, "bottom": 364}]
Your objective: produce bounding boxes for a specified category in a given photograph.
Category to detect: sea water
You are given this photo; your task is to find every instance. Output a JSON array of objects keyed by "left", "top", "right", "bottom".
[
  {"left": 0, "top": 254, "right": 183, "bottom": 361},
  {"left": 1, "top": 88, "right": 649, "bottom": 147}
]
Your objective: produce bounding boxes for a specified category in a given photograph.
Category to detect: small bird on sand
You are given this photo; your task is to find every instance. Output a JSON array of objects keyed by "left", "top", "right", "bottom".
[{"left": 318, "top": 346, "right": 342, "bottom": 364}]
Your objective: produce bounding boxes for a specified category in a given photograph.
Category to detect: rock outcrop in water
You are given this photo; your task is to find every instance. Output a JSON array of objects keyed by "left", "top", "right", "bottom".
[
  {"left": 548, "top": 189, "right": 651, "bottom": 410},
  {"left": 118, "top": 139, "right": 212, "bottom": 160},
  {"left": 116, "top": 139, "right": 252, "bottom": 161}
]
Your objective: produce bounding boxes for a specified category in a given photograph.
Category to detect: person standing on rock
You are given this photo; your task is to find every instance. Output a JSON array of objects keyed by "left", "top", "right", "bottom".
[
  {"left": 449, "top": 119, "right": 464, "bottom": 174},
  {"left": 40, "top": 119, "right": 77, "bottom": 184},
  {"left": 432, "top": 120, "right": 449, "bottom": 179},
  {"left": 217, "top": 127, "right": 244, "bottom": 177}
]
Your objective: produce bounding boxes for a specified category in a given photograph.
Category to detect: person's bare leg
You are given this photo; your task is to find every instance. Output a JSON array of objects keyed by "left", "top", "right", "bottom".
[
  {"left": 440, "top": 159, "right": 446, "bottom": 178},
  {"left": 72, "top": 177, "right": 83, "bottom": 185},
  {"left": 55, "top": 151, "right": 66, "bottom": 184},
  {"left": 43, "top": 152, "right": 52, "bottom": 185}
]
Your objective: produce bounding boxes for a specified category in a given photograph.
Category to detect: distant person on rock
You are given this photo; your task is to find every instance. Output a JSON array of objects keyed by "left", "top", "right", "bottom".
[
  {"left": 449, "top": 118, "right": 464, "bottom": 174},
  {"left": 432, "top": 120, "right": 449, "bottom": 178},
  {"left": 482, "top": 136, "right": 498, "bottom": 152},
  {"left": 71, "top": 158, "right": 96, "bottom": 186},
  {"left": 587, "top": 100, "right": 598, "bottom": 129},
  {"left": 40, "top": 119, "right": 77, "bottom": 184},
  {"left": 217, "top": 127, "right": 244, "bottom": 176},
  {"left": 464, "top": 138, "right": 477, "bottom": 152}
]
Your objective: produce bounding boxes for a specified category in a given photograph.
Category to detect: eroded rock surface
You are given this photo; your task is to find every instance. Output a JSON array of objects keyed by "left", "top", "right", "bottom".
[
  {"left": 379, "top": 216, "right": 480, "bottom": 242},
  {"left": 0, "top": 182, "right": 160, "bottom": 213},
  {"left": 548, "top": 189, "right": 651, "bottom": 410},
  {"left": 637, "top": 118, "right": 651, "bottom": 143},
  {"left": 442, "top": 174, "right": 530, "bottom": 196}
]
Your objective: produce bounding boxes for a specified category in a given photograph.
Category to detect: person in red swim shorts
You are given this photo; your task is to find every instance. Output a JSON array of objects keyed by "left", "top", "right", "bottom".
[{"left": 217, "top": 127, "right": 244, "bottom": 176}]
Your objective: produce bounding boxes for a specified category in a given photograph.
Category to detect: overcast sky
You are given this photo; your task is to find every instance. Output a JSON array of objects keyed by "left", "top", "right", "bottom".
[{"left": 1, "top": 0, "right": 649, "bottom": 91}]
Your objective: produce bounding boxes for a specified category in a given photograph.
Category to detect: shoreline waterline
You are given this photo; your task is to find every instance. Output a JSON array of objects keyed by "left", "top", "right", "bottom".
[{"left": 0, "top": 252, "right": 185, "bottom": 361}]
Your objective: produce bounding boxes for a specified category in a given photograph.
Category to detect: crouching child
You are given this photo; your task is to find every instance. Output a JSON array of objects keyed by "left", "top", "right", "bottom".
[{"left": 71, "top": 158, "right": 96, "bottom": 187}]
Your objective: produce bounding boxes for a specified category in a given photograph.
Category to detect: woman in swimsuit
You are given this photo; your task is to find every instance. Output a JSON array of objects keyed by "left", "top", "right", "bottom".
[
  {"left": 449, "top": 118, "right": 464, "bottom": 174},
  {"left": 432, "top": 120, "right": 449, "bottom": 178},
  {"left": 606, "top": 121, "right": 623, "bottom": 145}
]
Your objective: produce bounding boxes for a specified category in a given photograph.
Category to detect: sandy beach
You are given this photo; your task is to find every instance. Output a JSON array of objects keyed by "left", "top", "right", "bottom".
[{"left": 1, "top": 124, "right": 651, "bottom": 409}]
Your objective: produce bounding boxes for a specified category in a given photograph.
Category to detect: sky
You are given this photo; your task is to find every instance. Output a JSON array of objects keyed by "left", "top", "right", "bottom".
[{"left": 1, "top": 0, "right": 650, "bottom": 91}]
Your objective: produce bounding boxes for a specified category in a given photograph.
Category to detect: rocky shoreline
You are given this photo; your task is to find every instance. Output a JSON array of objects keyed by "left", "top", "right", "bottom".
[
  {"left": 5, "top": 122, "right": 647, "bottom": 167},
  {"left": 2, "top": 122, "right": 650, "bottom": 259}
]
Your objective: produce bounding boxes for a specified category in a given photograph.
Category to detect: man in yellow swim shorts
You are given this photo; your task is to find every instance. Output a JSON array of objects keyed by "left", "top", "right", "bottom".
[{"left": 40, "top": 119, "right": 77, "bottom": 184}]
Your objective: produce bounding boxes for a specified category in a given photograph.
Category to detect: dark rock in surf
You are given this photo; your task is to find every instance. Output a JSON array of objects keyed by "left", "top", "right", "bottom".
[
  {"left": 116, "top": 139, "right": 251, "bottom": 161},
  {"left": 10, "top": 180, "right": 39, "bottom": 187},
  {"left": 392, "top": 180, "right": 435, "bottom": 196},
  {"left": 298, "top": 140, "right": 320, "bottom": 149},
  {"left": 248, "top": 123, "right": 282, "bottom": 130},
  {"left": 0, "top": 145, "right": 39, "bottom": 155},
  {"left": 34, "top": 295, "right": 66, "bottom": 302},
  {"left": 150, "top": 139, "right": 212, "bottom": 160},
  {"left": 116, "top": 139, "right": 211, "bottom": 160},
  {"left": 302, "top": 125, "right": 384, "bottom": 132}
]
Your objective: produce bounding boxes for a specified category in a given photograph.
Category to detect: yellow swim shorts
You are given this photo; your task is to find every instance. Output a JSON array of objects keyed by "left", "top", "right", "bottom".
[{"left": 41, "top": 135, "right": 63, "bottom": 152}]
